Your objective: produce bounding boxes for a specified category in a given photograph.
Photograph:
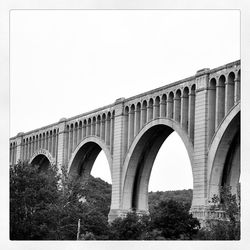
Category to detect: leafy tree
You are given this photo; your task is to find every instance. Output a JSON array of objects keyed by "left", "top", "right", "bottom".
[
  {"left": 10, "top": 161, "right": 61, "bottom": 240},
  {"left": 198, "top": 185, "right": 240, "bottom": 240},
  {"left": 150, "top": 199, "right": 200, "bottom": 240},
  {"left": 108, "top": 212, "right": 151, "bottom": 240}
]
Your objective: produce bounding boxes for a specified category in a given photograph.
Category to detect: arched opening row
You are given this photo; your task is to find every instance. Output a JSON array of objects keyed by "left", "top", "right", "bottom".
[
  {"left": 65, "top": 111, "right": 115, "bottom": 161},
  {"left": 9, "top": 142, "right": 17, "bottom": 166},
  {"left": 22, "top": 128, "right": 59, "bottom": 161},
  {"left": 208, "top": 70, "right": 240, "bottom": 144},
  {"left": 123, "top": 86, "right": 196, "bottom": 151}
]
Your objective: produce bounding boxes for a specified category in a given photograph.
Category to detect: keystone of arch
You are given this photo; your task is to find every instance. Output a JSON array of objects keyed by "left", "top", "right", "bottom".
[
  {"left": 29, "top": 148, "right": 55, "bottom": 166},
  {"left": 207, "top": 103, "right": 240, "bottom": 200},
  {"left": 67, "top": 136, "right": 113, "bottom": 177},
  {"left": 121, "top": 118, "right": 194, "bottom": 192}
]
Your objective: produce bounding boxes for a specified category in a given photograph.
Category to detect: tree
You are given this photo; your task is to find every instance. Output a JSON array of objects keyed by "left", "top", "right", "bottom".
[
  {"left": 108, "top": 212, "right": 151, "bottom": 240},
  {"left": 10, "top": 161, "right": 61, "bottom": 240},
  {"left": 150, "top": 199, "right": 200, "bottom": 240},
  {"left": 198, "top": 185, "right": 240, "bottom": 240}
]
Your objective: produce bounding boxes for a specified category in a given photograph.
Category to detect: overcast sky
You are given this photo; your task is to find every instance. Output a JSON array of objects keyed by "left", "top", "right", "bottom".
[{"left": 10, "top": 10, "right": 240, "bottom": 191}]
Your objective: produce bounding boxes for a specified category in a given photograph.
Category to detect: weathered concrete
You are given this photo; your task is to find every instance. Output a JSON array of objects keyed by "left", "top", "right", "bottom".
[{"left": 10, "top": 60, "right": 241, "bottom": 222}]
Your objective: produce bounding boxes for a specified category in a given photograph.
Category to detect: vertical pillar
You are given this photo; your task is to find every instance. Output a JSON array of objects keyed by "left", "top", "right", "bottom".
[
  {"left": 225, "top": 81, "right": 234, "bottom": 114},
  {"left": 188, "top": 92, "right": 195, "bottom": 141},
  {"left": 105, "top": 116, "right": 110, "bottom": 145},
  {"left": 215, "top": 80, "right": 225, "bottom": 128},
  {"left": 128, "top": 109, "right": 135, "bottom": 146},
  {"left": 134, "top": 106, "right": 140, "bottom": 137},
  {"left": 173, "top": 97, "right": 181, "bottom": 122},
  {"left": 234, "top": 77, "right": 240, "bottom": 104},
  {"left": 147, "top": 101, "right": 153, "bottom": 122},
  {"left": 14, "top": 134, "right": 24, "bottom": 164},
  {"left": 167, "top": 98, "right": 173, "bottom": 119},
  {"left": 56, "top": 119, "right": 67, "bottom": 172},
  {"left": 207, "top": 83, "right": 216, "bottom": 144},
  {"left": 181, "top": 94, "right": 188, "bottom": 131},
  {"left": 140, "top": 103, "right": 147, "bottom": 129},
  {"left": 191, "top": 72, "right": 209, "bottom": 219},
  {"left": 109, "top": 98, "right": 125, "bottom": 221},
  {"left": 160, "top": 96, "right": 166, "bottom": 118}
]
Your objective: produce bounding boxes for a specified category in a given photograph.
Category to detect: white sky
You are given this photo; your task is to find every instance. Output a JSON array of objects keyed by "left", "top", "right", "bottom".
[{"left": 10, "top": 10, "right": 240, "bottom": 191}]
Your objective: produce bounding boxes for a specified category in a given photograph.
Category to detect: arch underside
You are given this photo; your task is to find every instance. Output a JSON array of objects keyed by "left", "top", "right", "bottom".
[
  {"left": 208, "top": 108, "right": 240, "bottom": 200},
  {"left": 67, "top": 137, "right": 112, "bottom": 183},
  {"left": 122, "top": 119, "right": 193, "bottom": 212},
  {"left": 30, "top": 154, "right": 51, "bottom": 171}
]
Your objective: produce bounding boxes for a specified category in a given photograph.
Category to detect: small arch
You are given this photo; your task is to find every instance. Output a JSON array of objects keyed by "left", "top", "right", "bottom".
[{"left": 67, "top": 137, "right": 112, "bottom": 182}]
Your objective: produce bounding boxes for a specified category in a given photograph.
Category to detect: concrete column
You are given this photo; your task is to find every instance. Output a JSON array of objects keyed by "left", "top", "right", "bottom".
[
  {"left": 14, "top": 135, "right": 23, "bottom": 164},
  {"left": 101, "top": 118, "right": 105, "bottom": 141},
  {"left": 134, "top": 108, "right": 140, "bottom": 137},
  {"left": 188, "top": 92, "right": 195, "bottom": 141},
  {"left": 173, "top": 97, "right": 181, "bottom": 122},
  {"left": 110, "top": 115, "right": 114, "bottom": 152},
  {"left": 225, "top": 81, "right": 234, "bottom": 114},
  {"left": 207, "top": 86, "right": 216, "bottom": 144},
  {"left": 153, "top": 103, "right": 160, "bottom": 119},
  {"left": 56, "top": 120, "right": 67, "bottom": 171},
  {"left": 105, "top": 117, "right": 110, "bottom": 145},
  {"left": 140, "top": 106, "right": 147, "bottom": 128},
  {"left": 181, "top": 95, "right": 188, "bottom": 131},
  {"left": 109, "top": 99, "right": 125, "bottom": 221},
  {"left": 160, "top": 100, "right": 166, "bottom": 118},
  {"left": 234, "top": 77, "right": 240, "bottom": 104},
  {"left": 215, "top": 85, "right": 225, "bottom": 128},
  {"left": 191, "top": 73, "right": 209, "bottom": 212},
  {"left": 128, "top": 110, "right": 134, "bottom": 146},
  {"left": 167, "top": 99, "right": 173, "bottom": 119},
  {"left": 147, "top": 105, "right": 153, "bottom": 122}
]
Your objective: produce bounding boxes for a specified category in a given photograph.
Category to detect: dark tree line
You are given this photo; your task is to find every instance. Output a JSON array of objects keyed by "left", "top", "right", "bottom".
[{"left": 10, "top": 161, "right": 239, "bottom": 240}]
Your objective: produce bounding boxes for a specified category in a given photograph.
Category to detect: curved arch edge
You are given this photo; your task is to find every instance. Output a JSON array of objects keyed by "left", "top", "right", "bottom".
[
  {"left": 29, "top": 148, "right": 56, "bottom": 166},
  {"left": 121, "top": 118, "right": 194, "bottom": 207},
  {"left": 67, "top": 136, "right": 113, "bottom": 178},
  {"left": 207, "top": 103, "right": 240, "bottom": 199}
]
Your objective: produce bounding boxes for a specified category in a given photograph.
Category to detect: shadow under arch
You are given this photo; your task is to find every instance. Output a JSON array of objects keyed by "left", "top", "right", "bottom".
[
  {"left": 29, "top": 149, "right": 55, "bottom": 171},
  {"left": 67, "top": 136, "right": 112, "bottom": 182},
  {"left": 208, "top": 103, "right": 240, "bottom": 200},
  {"left": 121, "top": 118, "right": 194, "bottom": 213}
]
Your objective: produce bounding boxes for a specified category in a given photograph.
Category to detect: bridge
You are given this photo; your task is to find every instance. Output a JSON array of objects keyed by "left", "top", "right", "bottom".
[{"left": 10, "top": 60, "right": 240, "bottom": 223}]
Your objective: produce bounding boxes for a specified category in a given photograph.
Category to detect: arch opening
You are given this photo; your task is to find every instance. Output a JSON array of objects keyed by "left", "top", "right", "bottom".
[
  {"left": 30, "top": 154, "right": 51, "bottom": 171},
  {"left": 68, "top": 140, "right": 112, "bottom": 184},
  {"left": 122, "top": 123, "right": 193, "bottom": 213}
]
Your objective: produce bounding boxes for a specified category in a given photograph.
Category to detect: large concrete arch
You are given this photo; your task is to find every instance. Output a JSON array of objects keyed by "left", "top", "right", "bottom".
[
  {"left": 121, "top": 118, "right": 194, "bottom": 213},
  {"left": 67, "top": 136, "right": 112, "bottom": 182},
  {"left": 207, "top": 103, "right": 240, "bottom": 200}
]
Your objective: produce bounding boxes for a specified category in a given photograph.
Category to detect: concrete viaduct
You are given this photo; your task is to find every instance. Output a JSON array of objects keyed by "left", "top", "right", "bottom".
[{"left": 10, "top": 60, "right": 240, "bottom": 223}]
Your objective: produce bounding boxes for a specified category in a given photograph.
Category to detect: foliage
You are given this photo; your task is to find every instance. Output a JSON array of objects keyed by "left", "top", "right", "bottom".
[
  {"left": 10, "top": 161, "right": 204, "bottom": 240},
  {"left": 150, "top": 199, "right": 200, "bottom": 240},
  {"left": 198, "top": 185, "right": 240, "bottom": 240},
  {"left": 108, "top": 212, "right": 151, "bottom": 240},
  {"left": 10, "top": 161, "right": 61, "bottom": 240},
  {"left": 148, "top": 189, "right": 192, "bottom": 213}
]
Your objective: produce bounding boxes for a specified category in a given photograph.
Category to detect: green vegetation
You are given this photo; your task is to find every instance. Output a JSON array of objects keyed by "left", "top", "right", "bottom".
[{"left": 10, "top": 161, "right": 240, "bottom": 240}]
